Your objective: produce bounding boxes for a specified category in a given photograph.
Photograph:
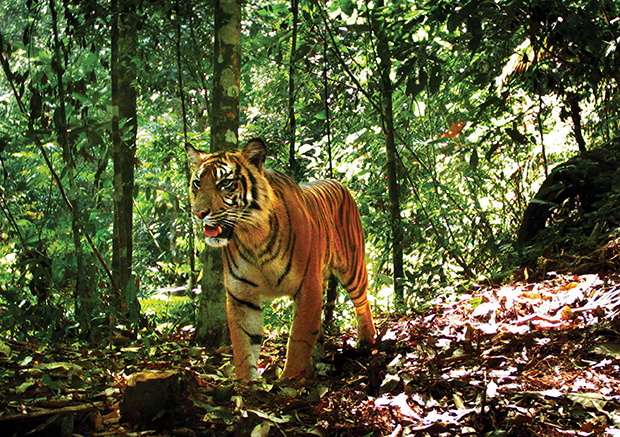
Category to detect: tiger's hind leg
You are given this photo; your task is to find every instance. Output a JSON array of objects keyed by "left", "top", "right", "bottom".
[{"left": 337, "top": 264, "right": 376, "bottom": 346}]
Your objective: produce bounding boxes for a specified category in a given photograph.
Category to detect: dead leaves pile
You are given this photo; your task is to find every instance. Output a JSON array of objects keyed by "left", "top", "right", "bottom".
[
  {"left": 374, "top": 273, "right": 620, "bottom": 436},
  {"left": 1, "top": 273, "right": 620, "bottom": 436}
]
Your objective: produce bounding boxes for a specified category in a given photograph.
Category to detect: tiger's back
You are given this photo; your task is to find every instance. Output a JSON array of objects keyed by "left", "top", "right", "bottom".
[{"left": 187, "top": 138, "right": 376, "bottom": 380}]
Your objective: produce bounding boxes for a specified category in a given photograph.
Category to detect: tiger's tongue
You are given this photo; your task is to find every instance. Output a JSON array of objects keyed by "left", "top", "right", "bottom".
[{"left": 204, "top": 225, "right": 221, "bottom": 238}]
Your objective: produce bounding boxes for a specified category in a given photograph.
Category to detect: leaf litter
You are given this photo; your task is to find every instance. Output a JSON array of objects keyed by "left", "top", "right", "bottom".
[{"left": 1, "top": 273, "right": 620, "bottom": 436}]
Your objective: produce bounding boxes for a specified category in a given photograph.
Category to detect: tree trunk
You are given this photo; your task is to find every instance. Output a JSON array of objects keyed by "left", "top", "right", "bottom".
[
  {"left": 323, "top": 34, "right": 333, "bottom": 179},
  {"left": 195, "top": 0, "right": 241, "bottom": 347},
  {"left": 568, "top": 93, "right": 587, "bottom": 154},
  {"left": 371, "top": 4, "right": 405, "bottom": 309},
  {"left": 288, "top": 0, "right": 298, "bottom": 178},
  {"left": 208, "top": 0, "right": 241, "bottom": 150},
  {"left": 111, "top": 0, "right": 139, "bottom": 324},
  {"left": 176, "top": 0, "right": 196, "bottom": 293}
]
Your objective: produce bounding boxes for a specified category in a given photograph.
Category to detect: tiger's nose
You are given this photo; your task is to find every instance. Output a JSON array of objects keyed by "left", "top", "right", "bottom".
[{"left": 193, "top": 209, "right": 208, "bottom": 220}]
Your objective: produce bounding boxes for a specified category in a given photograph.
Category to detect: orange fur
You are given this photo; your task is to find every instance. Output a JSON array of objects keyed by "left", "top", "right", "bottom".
[{"left": 187, "top": 139, "right": 376, "bottom": 380}]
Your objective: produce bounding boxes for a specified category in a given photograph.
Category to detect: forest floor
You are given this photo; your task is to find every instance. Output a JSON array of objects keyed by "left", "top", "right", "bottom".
[{"left": 2, "top": 272, "right": 620, "bottom": 436}]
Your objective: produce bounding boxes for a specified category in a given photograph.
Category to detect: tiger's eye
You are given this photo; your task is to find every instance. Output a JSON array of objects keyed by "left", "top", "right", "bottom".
[{"left": 219, "top": 178, "right": 235, "bottom": 190}]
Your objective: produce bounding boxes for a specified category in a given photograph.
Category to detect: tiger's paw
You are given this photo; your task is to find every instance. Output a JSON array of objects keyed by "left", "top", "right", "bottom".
[
  {"left": 356, "top": 330, "right": 377, "bottom": 348},
  {"left": 357, "top": 321, "right": 378, "bottom": 347},
  {"left": 279, "top": 362, "right": 314, "bottom": 382},
  {"left": 234, "top": 365, "right": 261, "bottom": 382},
  {"left": 277, "top": 371, "right": 312, "bottom": 389}
]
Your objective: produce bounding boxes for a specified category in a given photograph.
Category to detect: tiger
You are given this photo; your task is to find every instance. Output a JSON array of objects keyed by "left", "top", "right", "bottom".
[{"left": 186, "top": 138, "right": 376, "bottom": 380}]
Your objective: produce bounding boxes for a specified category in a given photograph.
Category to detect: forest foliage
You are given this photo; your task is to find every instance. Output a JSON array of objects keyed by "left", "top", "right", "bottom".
[{"left": 0, "top": 0, "right": 619, "bottom": 342}]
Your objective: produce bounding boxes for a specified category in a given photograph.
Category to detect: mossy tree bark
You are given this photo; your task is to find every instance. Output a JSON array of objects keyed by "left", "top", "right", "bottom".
[
  {"left": 195, "top": 0, "right": 241, "bottom": 346},
  {"left": 111, "top": 0, "right": 140, "bottom": 326}
]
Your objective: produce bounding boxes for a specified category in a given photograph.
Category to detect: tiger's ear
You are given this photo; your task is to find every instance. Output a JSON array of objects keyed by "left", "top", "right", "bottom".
[
  {"left": 242, "top": 138, "right": 267, "bottom": 169},
  {"left": 186, "top": 143, "right": 207, "bottom": 168}
]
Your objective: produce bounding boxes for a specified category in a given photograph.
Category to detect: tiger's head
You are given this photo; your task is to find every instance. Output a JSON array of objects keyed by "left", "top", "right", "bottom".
[{"left": 186, "top": 138, "right": 273, "bottom": 247}]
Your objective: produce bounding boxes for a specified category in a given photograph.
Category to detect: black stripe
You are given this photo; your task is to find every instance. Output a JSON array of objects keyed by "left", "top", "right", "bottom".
[
  {"left": 239, "top": 167, "right": 253, "bottom": 209},
  {"left": 224, "top": 247, "right": 240, "bottom": 275},
  {"left": 239, "top": 171, "right": 248, "bottom": 194},
  {"left": 227, "top": 290, "right": 261, "bottom": 311},
  {"left": 277, "top": 232, "right": 296, "bottom": 286},
  {"left": 342, "top": 265, "right": 364, "bottom": 293},
  {"left": 229, "top": 267, "right": 259, "bottom": 288},
  {"left": 260, "top": 206, "right": 292, "bottom": 264},
  {"left": 224, "top": 247, "right": 259, "bottom": 287},
  {"left": 258, "top": 213, "right": 280, "bottom": 259},
  {"left": 353, "top": 297, "right": 369, "bottom": 308},
  {"left": 247, "top": 168, "right": 260, "bottom": 207},
  {"left": 291, "top": 254, "right": 313, "bottom": 301},
  {"left": 232, "top": 233, "right": 257, "bottom": 265}
]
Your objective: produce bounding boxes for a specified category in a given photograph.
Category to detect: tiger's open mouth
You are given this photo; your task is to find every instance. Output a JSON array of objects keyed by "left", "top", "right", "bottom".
[{"left": 203, "top": 223, "right": 234, "bottom": 241}]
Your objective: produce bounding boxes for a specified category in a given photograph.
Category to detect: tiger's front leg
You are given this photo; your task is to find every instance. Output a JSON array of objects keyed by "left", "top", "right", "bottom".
[
  {"left": 226, "top": 291, "right": 263, "bottom": 380},
  {"left": 281, "top": 280, "right": 323, "bottom": 380}
]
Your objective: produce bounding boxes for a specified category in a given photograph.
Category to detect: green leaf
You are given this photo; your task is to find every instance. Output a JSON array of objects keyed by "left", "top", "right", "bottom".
[
  {"left": 405, "top": 76, "right": 418, "bottom": 96},
  {"left": 469, "top": 148, "right": 478, "bottom": 169},
  {"left": 41, "top": 373, "right": 58, "bottom": 389},
  {"left": 78, "top": 51, "right": 99, "bottom": 68},
  {"left": 485, "top": 142, "right": 501, "bottom": 161},
  {"left": 314, "top": 110, "right": 327, "bottom": 120},
  {"left": 591, "top": 342, "right": 620, "bottom": 357},
  {"left": 377, "top": 274, "right": 393, "bottom": 284},
  {"left": 566, "top": 392, "right": 608, "bottom": 411},
  {"left": 429, "top": 63, "right": 442, "bottom": 94},
  {"left": 468, "top": 296, "right": 484, "bottom": 309},
  {"left": 339, "top": 0, "right": 355, "bottom": 16},
  {"left": 396, "top": 57, "right": 417, "bottom": 87},
  {"left": 505, "top": 128, "right": 526, "bottom": 144}
]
